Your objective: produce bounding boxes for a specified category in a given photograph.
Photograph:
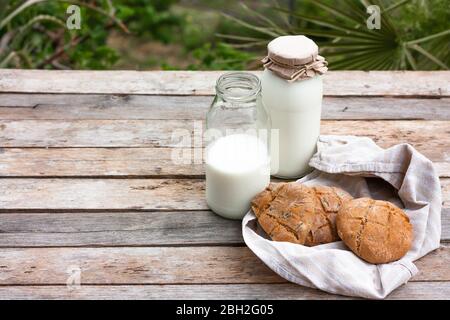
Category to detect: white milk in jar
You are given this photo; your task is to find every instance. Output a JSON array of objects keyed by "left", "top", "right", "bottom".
[
  {"left": 205, "top": 72, "right": 271, "bottom": 220},
  {"left": 261, "top": 35, "right": 328, "bottom": 178},
  {"left": 206, "top": 134, "right": 270, "bottom": 220}
]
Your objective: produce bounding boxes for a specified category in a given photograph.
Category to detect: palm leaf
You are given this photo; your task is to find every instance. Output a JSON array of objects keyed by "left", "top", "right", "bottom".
[
  {"left": 367, "top": 51, "right": 394, "bottom": 70},
  {"left": 269, "top": 0, "right": 292, "bottom": 29},
  {"left": 331, "top": 47, "right": 391, "bottom": 67},
  {"left": 360, "top": 0, "right": 397, "bottom": 37},
  {"left": 215, "top": 33, "right": 267, "bottom": 42},
  {"left": 239, "top": 3, "right": 286, "bottom": 35},
  {"left": 228, "top": 41, "right": 268, "bottom": 49},
  {"left": 372, "top": 0, "right": 399, "bottom": 36},
  {"left": 274, "top": 8, "right": 384, "bottom": 40},
  {"left": 291, "top": 28, "right": 387, "bottom": 42},
  {"left": 384, "top": 0, "right": 412, "bottom": 13},
  {"left": 341, "top": 0, "right": 370, "bottom": 24},
  {"left": 323, "top": 46, "right": 388, "bottom": 57},
  {"left": 407, "top": 30, "right": 450, "bottom": 45},
  {"left": 319, "top": 41, "right": 389, "bottom": 49},
  {"left": 312, "top": 0, "right": 364, "bottom": 26},
  {"left": 409, "top": 44, "right": 449, "bottom": 69},
  {"left": 220, "top": 0, "right": 450, "bottom": 70},
  {"left": 404, "top": 47, "right": 418, "bottom": 70},
  {"left": 221, "top": 13, "right": 282, "bottom": 38}
]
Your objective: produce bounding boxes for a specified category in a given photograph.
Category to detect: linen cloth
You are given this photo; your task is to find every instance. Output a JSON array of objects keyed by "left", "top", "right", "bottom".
[{"left": 242, "top": 135, "right": 442, "bottom": 299}]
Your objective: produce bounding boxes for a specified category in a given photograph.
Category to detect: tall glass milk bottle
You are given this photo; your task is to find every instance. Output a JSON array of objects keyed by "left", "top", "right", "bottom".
[
  {"left": 261, "top": 35, "right": 328, "bottom": 178},
  {"left": 205, "top": 72, "right": 271, "bottom": 220}
]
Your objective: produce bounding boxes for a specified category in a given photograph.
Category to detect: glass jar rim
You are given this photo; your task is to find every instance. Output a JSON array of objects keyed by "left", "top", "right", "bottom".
[{"left": 215, "top": 72, "right": 261, "bottom": 102}]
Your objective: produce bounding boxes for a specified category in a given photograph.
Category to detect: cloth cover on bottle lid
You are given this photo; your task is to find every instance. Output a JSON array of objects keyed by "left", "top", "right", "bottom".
[{"left": 262, "top": 35, "right": 328, "bottom": 82}]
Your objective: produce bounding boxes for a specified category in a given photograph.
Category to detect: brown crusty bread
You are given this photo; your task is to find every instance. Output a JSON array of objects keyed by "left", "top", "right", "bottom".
[
  {"left": 336, "top": 198, "right": 413, "bottom": 264},
  {"left": 251, "top": 182, "right": 353, "bottom": 246}
]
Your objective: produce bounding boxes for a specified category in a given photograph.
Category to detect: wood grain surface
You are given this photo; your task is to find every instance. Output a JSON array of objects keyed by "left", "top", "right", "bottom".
[
  {"left": 0, "top": 177, "right": 448, "bottom": 211},
  {"left": 0, "top": 70, "right": 448, "bottom": 300},
  {"left": 0, "top": 210, "right": 448, "bottom": 247},
  {"left": 0, "top": 245, "right": 447, "bottom": 285},
  {"left": 0, "top": 282, "right": 448, "bottom": 300},
  {"left": 0, "top": 120, "right": 448, "bottom": 149},
  {"left": 0, "top": 94, "right": 449, "bottom": 120},
  {"left": 0, "top": 70, "right": 449, "bottom": 96},
  {"left": 0, "top": 147, "right": 448, "bottom": 178}
]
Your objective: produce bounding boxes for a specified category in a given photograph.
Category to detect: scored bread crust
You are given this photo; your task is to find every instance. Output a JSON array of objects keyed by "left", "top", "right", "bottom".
[
  {"left": 251, "top": 182, "right": 353, "bottom": 246},
  {"left": 336, "top": 198, "right": 413, "bottom": 264}
]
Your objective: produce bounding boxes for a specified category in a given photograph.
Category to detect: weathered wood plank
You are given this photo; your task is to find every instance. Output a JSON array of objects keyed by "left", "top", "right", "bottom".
[
  {"left": 0, "top": 148, "right": 203, "bottom": 177},
  {"left": 443, "top": 179, "right": 450, "bottom": 208},
  {"left": 0, "top": 211, "right": 242, "bottom": 246},
  {"left": 0, "top": 119, "right": 192, "bottom": 147},
  {"left": 0, "top": 179, "right": 206, "bottom": 211},
  {"left": 0, "top": 95, "right": 209, "bottom": 120},
  {"left": 436, "top": 162, "right": 450, "bottom": 178},
  {"left": 0, "top": 210, "right": 448, "bottom": 247},
  {"left": 414, "top": 245, "right": 450, "bottom": 281},
  {"left": 1, "top": 94, "right": 449, "bottom": 120},
  {"left": 0, "top": 120, "right": 449, "bottom": 151},
  {"left": 0, "top": 178, "right": 448, "bottom": 211},
  {"left": 0, "top": 247, "right": 282, "bottom": 285},
  {"left": 0, "top": 70, "right": 448, "bottom": 96},
  {"left": 0, "top": 282, "right": 448, "bottom": 300},
  {"left": 0, "top": 245, "right": 447, "bottom": 285},
  {"left": 0, "top": 148, "right": 447, "bottom": 178},
  {"left": 443, "top": 208, "right": 450, "bottom": 240}
]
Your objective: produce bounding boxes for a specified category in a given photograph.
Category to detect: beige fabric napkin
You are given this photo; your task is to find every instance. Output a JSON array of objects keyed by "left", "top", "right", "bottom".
[{"left": 242, "top": 135, "right": 442, "bottom": 299}]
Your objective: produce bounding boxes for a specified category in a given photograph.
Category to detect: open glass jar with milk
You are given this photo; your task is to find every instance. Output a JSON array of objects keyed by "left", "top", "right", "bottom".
[
  {"left": 261, "top": 35, "right": 328, "bottom": 178},
  {"left": 205, "top": 72, "right": 271, "bottom": 220}
]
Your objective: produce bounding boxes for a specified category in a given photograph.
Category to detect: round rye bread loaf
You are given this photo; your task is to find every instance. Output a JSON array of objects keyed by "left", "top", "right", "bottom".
[
  {"left": 251, "top": 182, "right": 353, "bottom": 246},
  {"left": 336, "top": 198, "right": 413, "bottom": 264}
]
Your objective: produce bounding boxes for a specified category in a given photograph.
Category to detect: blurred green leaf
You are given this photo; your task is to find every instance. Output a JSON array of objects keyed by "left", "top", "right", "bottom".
[
  {"left": 1, "top": 0, "right": 448, "bottom": 70},
  {"left": 222, "top": 0, "right": 449, "bottom": 70}
]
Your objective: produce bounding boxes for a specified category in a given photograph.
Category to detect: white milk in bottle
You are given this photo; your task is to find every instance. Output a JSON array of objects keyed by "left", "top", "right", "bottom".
[
  {"left": 205, "top": 134, "right": 270, "bottom": 219},
  {"left": 205, "top": 72, "right": 271, "bottom": 220},
  {"left": 261, "top": 35, "right": 328, "bottom": 178}
]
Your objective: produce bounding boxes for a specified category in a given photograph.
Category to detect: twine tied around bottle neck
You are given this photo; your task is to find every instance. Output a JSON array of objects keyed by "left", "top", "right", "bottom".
[{"left": 262, "top": 54, "right": 328, "bottom": 82}]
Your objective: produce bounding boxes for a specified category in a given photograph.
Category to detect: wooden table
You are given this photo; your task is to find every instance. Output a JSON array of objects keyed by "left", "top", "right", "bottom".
[{"left": 0, "top": 70, "right": 448, "bottom": 300}]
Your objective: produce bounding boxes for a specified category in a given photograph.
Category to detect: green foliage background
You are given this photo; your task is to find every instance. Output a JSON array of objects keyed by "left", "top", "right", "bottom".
[{"left": 0, "top": 0, "right": 448, "bottom": 70}]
